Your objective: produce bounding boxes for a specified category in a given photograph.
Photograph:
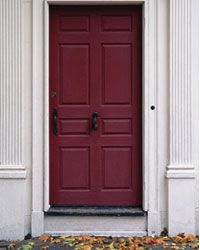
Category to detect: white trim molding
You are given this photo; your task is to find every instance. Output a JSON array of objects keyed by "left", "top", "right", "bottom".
[
  {"left": 166, "top": 169, "right": 196, "bottom": 179},
  {"left": 166, "top": 165, "right": 196, "bottom": 179},
  {"left": 32, "top": 0, "right": 45, "bottom": 237},
  {"left": 0, "top": 165, "right": 26, "bottom": 179},
  {"left": 166, "top": 0, "right": 198, "bottom": 236},
  {"left": 32, "top": 0, "right": 161, "bottom": 237}
]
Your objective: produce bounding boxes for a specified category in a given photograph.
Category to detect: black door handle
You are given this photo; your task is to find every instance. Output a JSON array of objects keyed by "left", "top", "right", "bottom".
[
  {"left": 52, "top": 108, "right": 58, "bottom": 135},
  {"left": 91, "top": 111, "right": 99, "bottom": 131}
]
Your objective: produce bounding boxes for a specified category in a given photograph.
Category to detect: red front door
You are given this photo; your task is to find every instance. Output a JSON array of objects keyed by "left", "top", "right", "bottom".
[{"left": 50, "top": 6, "right": 142, "bottom": 206}]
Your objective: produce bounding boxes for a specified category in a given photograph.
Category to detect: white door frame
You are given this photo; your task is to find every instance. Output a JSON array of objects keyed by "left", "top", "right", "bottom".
[{"left": 32, "top": 0, "right": 160, "bottom": 236}]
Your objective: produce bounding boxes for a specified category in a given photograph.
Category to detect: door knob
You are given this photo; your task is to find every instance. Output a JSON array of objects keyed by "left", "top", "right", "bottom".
[{"left": 91, "top": 111, "right": 99, "bottom": 131}]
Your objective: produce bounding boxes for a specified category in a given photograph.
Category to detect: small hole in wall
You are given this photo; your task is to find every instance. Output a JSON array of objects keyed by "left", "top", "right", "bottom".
[{"left": 150, "top": 105, "right": 155, "bottom": 110}]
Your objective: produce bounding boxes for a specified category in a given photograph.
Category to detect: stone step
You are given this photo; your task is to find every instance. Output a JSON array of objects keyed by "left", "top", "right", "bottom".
[{"left": 44, "top": 212, "right": 147, "bottom": 236}]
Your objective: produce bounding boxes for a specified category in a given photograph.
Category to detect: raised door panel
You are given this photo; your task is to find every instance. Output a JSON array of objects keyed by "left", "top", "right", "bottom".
[
  {"left": 60, "top": 119, "right": 90, "bottom": 135},
  {"left": 102, "top": 147, "right": 132, "bottom": 189},
  {"left": 101, "top": 15, "right": 132, "bottom": 32},
  {"left": 102, "top": 44, "right": 132, "bottom": 105},
  {"left": 60, "top": 148, "right": 90, "bottom": 189},
  {"left": 60, "top": 45, "right": 90, "bottom": 105},
  {"left": 102, "top": 119, "right": 132, "bottom": 134},
  {"left": 60, "top": 16, "right": 90, "bottom": 32}
]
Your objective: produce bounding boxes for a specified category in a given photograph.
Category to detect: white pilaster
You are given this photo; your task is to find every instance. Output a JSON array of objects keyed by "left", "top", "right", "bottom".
[
  {"left": 0, "top": 0, "right": 26, "bottom": 240},
  {"left": 0, "top": 0, "right": 23, "bottom": 170},
  {"left": 166, "top": 0, "right": 198, "bottom": 236}
]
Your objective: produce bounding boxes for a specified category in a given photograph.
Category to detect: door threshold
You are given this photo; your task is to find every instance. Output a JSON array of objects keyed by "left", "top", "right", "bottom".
[{"left": 46, "top": 206, "right": 145, "bottom": 216}]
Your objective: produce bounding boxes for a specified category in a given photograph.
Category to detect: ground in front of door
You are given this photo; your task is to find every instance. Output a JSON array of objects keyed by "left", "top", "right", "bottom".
[{"left": 1, "top": 233, "right": 199, "bottom": 250}]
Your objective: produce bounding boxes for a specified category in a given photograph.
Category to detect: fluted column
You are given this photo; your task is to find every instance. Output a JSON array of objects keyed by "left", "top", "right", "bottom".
[
  {"left": 0, "top": 0, "right": 26, "bottom": 240},
  {"left": 170, "top": 0, "right": 192, "bottom": 166},
  {"left": 0, "top": 0, "right": 24, "bottom": 177},
  {"left": 166, "top": 0, "right": 196, "bottom": 235}
]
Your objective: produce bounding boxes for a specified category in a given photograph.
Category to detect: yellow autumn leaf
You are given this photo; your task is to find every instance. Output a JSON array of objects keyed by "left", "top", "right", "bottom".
[
  {"left": 172, "top": 246, "right": 180, "bottom": 250},
  {"left": 108, "top": 241, "right": 115, "bottom": 249},
  {"left": 135, "top": 247, "right": 145, "bottom": 250},
  {"left": 187, "top": 234, "right": 197, "bottom": 242},
  {"left": 162, "top": 236, "right": 170, "bottom": 241},
  {"left": 174, "top": 236, "right": 185, "bottom": 243},
  {"left": 52, "top": 238, "right": 61, "bottom": 244},
  {"left": 82, "top": 245, "right": 92, "bottom": 250}
]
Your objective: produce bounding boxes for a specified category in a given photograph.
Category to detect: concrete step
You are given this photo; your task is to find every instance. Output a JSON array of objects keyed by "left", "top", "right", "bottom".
[{"left": 44, "top": 213, "right": 147, "bottom": 236}]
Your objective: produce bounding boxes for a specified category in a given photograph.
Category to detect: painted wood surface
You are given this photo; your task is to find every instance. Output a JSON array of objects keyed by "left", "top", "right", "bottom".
[{"left": 49, "top": 6, "right": 142, "bottom": 206}]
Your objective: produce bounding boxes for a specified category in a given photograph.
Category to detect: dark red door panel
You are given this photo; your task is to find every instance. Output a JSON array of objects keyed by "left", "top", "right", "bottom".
[{"left": 50, "top": 6, "right": 142, "bottom": 206}]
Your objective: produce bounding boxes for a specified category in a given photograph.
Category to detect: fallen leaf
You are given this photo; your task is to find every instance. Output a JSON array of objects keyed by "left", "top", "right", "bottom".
[
  {"left": 8, "top": 243, "right": 16, "bottom": 250},
  {"left": 39, "top": 234, "right": 50, "bottom": 242},
  {"left": 163, "top": 243, "right": 171, "bottom": 248},
  {"left": 162, "top": 236, "right": 170, "bottom": 241},
  {"left": 134, "top": 238, "right": 144, "bottom": 246},
  {"left": 135, "top": 247, "right": 145, "bottom": 250},
  {"left": 172, "top": 246, "right": 180, "bottom": 250},
  {"left": 187, "top": 234, "right": 197, "bottom": 242},
  {"left": 174, "top": 236, "right": 185, "bottom": 243},
  {"left": 190, "top": 242, "right": 199, "bottom": 249},
  {"left": 75, "top": 242, "right": 86, "bottom": 249},
  {"left": 118, "top": 238, "right": 125, "bottom": 244},
  {"left": 177, "top": 233, "right": 185, "bottom": 238},
  {"left": 17, "top": 242, "right": 34, "bottom": 250},
  {"left": 51, "top": 238, "right": 61, "bottom": 244},
  {"left": 83, "top": 245, "right": 92, "bottom": 250},
  {"left": 41, "top": 246, "right": 49, "bottom": 250}
]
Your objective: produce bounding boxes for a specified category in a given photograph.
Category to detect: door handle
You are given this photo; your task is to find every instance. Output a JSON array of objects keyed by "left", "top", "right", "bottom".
[
  {"left": 52, "top": 108, "right": 58, "bottom": 135},
  {"left": 91, "top": 111, "right": 99, "bottom": 131}
]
